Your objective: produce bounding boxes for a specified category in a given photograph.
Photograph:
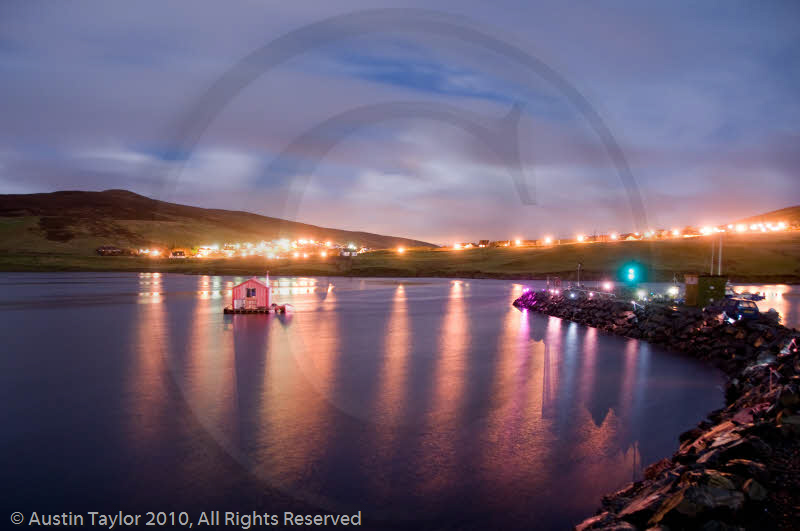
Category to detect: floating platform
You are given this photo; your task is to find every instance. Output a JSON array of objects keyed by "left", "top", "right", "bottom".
[{"left": 224, "top": 304, "right": 289, "bottom": 314}]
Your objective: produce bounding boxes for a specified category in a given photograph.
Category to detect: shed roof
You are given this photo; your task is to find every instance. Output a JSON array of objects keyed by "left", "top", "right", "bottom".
[{"left": 233, "top": 277, "right": 268, "bottom": 288}]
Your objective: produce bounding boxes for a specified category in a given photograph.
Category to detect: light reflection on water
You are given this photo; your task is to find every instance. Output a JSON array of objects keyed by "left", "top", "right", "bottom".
[
  {"left": 733, "top": 284, "right": 798, "bottom": 328},
  {"left": 0, "top": 273, "right": 735, "bottom": 529}
]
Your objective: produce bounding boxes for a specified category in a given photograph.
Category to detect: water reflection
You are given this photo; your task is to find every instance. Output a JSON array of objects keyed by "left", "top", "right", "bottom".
[
  {"left": 254, "top": 279, "right": 339, "bottom": 501},
  {"left": 734, "top": 284, "right": 798, "bottom": 328},
  {"left": 375, "top": 285, "right": 410, "bottom": 432},
  {"left": 417, "top": 280, "right": 469, "bottom": 494},
  {"left": 128, "top": 277, "right": 168, "bottom": 447},
  {"left": 81, "top": 275, "right": 726, "bottom": 528}
]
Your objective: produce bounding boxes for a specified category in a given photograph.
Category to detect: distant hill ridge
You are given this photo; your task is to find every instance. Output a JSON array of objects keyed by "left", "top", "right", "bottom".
[
  {"left": 0, "top": 189, "right": 436, "bottom": 253},
  {"left": 735, "top": 205, "right": 800, "bottom": 226}
]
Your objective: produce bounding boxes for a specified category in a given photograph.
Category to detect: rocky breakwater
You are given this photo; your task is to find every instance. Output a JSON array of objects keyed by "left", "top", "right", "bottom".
[{"left": 513, "top": 289, "right": 800, "bottom": 530}]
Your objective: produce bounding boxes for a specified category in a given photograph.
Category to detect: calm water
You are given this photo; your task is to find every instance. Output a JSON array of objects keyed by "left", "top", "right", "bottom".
[{"left": 0, "top": 274, "right": 740, "bottom": 529}]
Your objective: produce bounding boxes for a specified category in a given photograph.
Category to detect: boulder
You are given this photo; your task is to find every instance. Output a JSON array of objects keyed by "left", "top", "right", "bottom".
[
  {"left": 742, "top": 478, "right": 767, "bottom": 501},
  {"left": 721, "top": 459, "right": 769, "bottom": 483},
  {"left": 648, "top": 485, "right": 744, "bottom": 525},
  {"left": 574, "top": 511, "right": 614, "bottom": 531}
]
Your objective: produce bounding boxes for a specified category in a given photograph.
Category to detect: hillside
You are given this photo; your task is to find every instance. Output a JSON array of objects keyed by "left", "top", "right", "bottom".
[
  {"left": 0, "top": 189, "right": 435, "bottom": 254},
  {"left": 736, "top": 205, "right": 800, "bottom": 226},
  {"left": 1, "top": 231, "right": 798, "bottom": 282}
]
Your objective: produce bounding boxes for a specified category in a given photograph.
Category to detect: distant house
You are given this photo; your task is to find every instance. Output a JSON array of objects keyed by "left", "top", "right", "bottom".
[
  {"left": 478, "top": 240, "right": 490, "bottom": 248},
  {"left": 231, "top": 277, "right": 271, "bottom": 310},
  {"left": 96, "top": 246, "right": 123, "bottom": 256},
  {"left": 170, "top": 250, "right": 186, "bottom": 259}
]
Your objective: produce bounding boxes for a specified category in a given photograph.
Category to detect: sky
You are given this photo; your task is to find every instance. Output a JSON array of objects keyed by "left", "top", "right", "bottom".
[{"left": 1, "top": 1, "right": 799, "bottom": 244}]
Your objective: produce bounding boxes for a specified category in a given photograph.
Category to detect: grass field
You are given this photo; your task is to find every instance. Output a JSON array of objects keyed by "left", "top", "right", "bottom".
[{"left": 2, "top": 231, "right": 798, "bottom": 283}]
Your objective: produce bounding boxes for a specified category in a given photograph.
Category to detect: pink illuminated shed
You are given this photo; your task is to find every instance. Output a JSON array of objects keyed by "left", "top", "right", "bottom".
[{"left": 231, "top": 277, "right": 271, "bottom": 310}]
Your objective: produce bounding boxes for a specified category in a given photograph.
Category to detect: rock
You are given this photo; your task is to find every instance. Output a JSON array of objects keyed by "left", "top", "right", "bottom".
[
  {"left": 679, "top": 426, "right": 704, "bottom": 443},
  {"left": 710, "top": 431, "right": 742, "bottom": 449},
  {"left": 644, "top": 458, "right": 672, "bottom": 480},
  {"left": 649, "top": 485, "right": 745, "bottom": 525},
  {"left": 700, "top": 521, "right": 745, "bottom": 531},
  {"left": 596, "top": 523, "right": 637, "bottom": 531},
  {"left": 721, "top": 459, "right": 769, "bottom": 483},
  {"left": 617, "top": 488, "right": 672, "bottom": 527},
  {"left": 509, "top": 293, "right": 799, "bottom": 530},
  {"left": 755, "top": 351, "right": 776, "bottom": 365},
  {"left": 778, "top": 386, "right": 800, "bottom": 409},
  {"left": 742, "top": 478, "right": 767, "bottom": 501},
  {"left": 776, "top": 411, "right": 800, "bottom": 434},
  {"left": 697, "top": 470, "right": 738, "bottom": 490},
  {"left": 574, "top": 511, "right": 614, "bottom": 531}
]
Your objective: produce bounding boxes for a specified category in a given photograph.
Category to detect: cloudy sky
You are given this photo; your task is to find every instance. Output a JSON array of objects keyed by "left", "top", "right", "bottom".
[{"left": 1, "top": 1, "right": 798, "bottom": 244}]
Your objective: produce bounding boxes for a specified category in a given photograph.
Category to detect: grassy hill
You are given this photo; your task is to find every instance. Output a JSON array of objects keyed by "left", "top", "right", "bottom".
[
  {"left": 0, "top": 192, "right": 798, "bottom": 282},
  {"left": 0, "top": 189, "right": 435, "bottom": 254},
  {"left": 2, "top": 231, "right": 798, "bottom": 283},
  {"left": 736, "top": 205, "right": 800, "bottom": 226}
]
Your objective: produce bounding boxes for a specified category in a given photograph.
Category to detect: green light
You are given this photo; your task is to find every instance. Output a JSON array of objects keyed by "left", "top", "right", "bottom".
[{"left": 619, "top": 262, "right": 643, "bottom": 284}]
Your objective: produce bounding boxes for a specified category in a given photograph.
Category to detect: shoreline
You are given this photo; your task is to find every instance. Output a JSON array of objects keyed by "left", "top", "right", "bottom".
[
  {"left": 513, "top": 290, "right": 800, "bottom": 530},
  {"left": 1, "top": 262, "right": 799, "bottom": 285}
]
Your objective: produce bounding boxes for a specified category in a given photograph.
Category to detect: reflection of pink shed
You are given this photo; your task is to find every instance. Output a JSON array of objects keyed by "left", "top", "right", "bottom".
[{"left": 231, "top": 277, "right": 271, "bottom": 310}]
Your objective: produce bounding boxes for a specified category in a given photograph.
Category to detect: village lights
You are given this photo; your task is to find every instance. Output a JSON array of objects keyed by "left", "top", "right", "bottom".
[
  {"left": 397, "top": 246, "right": 405, "bottom": 254},
  {"left": 602, "top": 281, "right": 613, "bottom": 291},
  {"left": 672, "top": 229, "right": 680, "bottom": 237},
  {"left": 321, "top": 251, "right": 327, "bottom": 258},
  {"left": 667, "top": 286, "right": 679, "bottom": 296},
  {"left": 293, "top": 252, "right": 299, "bottom": 258},
  {"left": 610, "top": 233, "right": 618, "bottom": 240},
  {"left": 544, "top": 236, "right": 553, "bottom": 245},
  {"left": 515, "top": 239, "right": 521, "bottom": 246},
  {"left": 700, "top": 226, "right": 713, "bottom": 235},
  {"left": 576, "top": 234, "right": 585, "bottom": 242},
  {"left": 453, "top": 243, "right": 462, "bottom": 250}
]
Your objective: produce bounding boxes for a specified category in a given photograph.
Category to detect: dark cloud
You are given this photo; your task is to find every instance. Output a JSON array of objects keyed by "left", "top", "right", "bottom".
[{"left": 1, "top": 1, "right": 798, "bottom": 244}]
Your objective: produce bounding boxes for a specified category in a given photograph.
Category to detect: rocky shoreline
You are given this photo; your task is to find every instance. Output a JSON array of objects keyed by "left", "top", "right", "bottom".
[{"left": 512, "top": 289, "right": 800, "bottom": 530}]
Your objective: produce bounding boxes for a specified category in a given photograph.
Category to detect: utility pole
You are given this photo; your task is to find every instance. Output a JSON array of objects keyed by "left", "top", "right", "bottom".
[
  {"left": 718, "top": 233, "right": 723, "bottom": 275},
  {"left": 577, "top": 262, "right": 582, "bottom": 286}
]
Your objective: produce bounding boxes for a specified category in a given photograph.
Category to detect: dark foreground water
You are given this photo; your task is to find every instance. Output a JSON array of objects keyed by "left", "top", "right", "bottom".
[{"left": 0, "top": 274, "right": 732, "bottom": 529}]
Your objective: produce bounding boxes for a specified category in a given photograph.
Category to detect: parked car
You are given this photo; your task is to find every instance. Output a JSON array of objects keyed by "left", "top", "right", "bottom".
[{"left": 715, "top": 298, "right": 760, "bottom": 321}]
